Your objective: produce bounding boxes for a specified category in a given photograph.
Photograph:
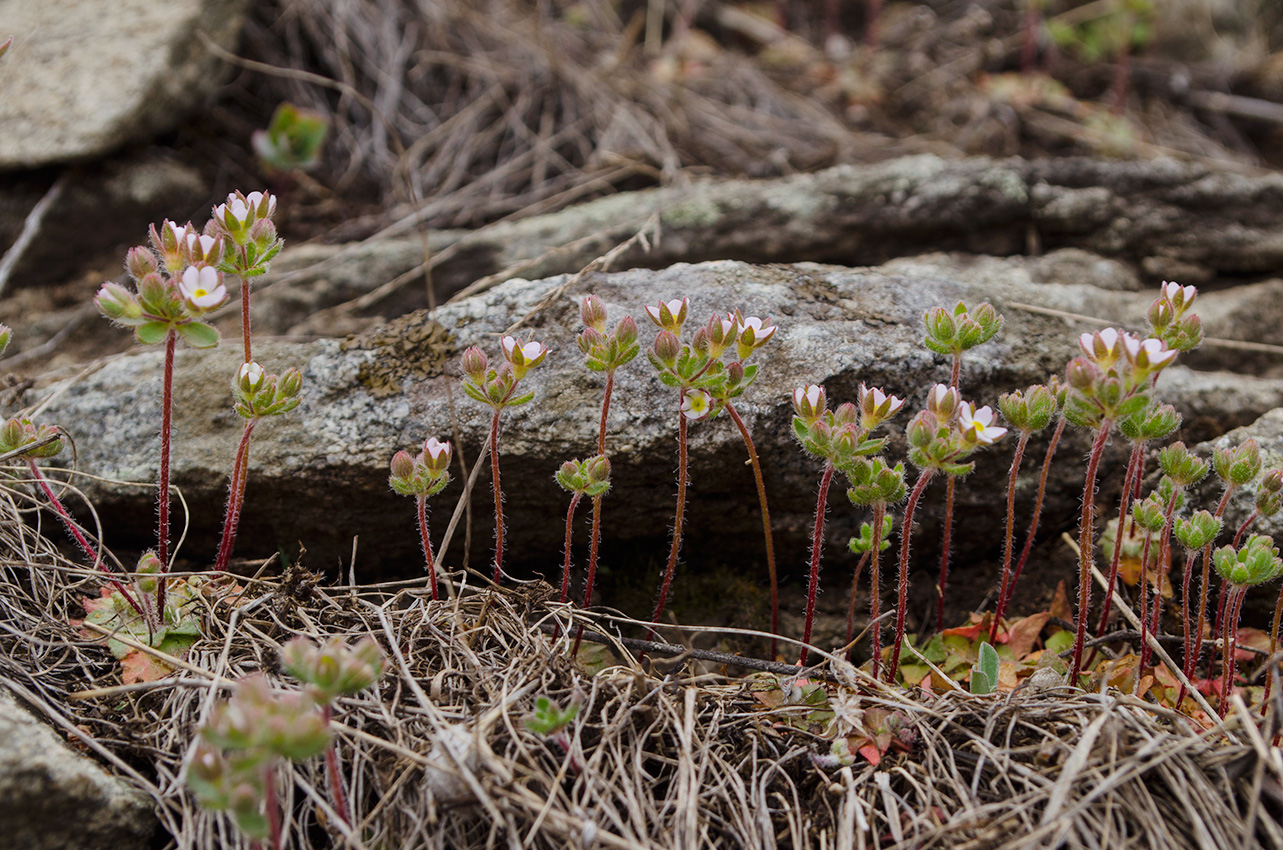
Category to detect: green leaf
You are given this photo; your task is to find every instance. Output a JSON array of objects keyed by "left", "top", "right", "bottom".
[
  {"left": 177, "top": 321, "right": 220, "bottom": 349},
  {"left": 135, "top": 321, "right": 171, "bottom": 346}
]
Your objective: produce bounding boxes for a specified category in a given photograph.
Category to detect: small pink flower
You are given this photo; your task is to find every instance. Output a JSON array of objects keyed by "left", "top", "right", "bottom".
[
  {"left": 239, "top": 361, "right": 265, "bottom": 392},
  {"left": 959, "top": 403, "right": 1006, "bottom": 445},
  {"left": 926, "top": 383, "right": 958, "bottom": 418},
  {"left": 178, "top": 265, "right": 228, "bottom": 311},
  {"left": 681, "top": 389, "right": 712, "bottom": 421},
  {"left": 500, "top": 335, "right": 548, "bottom": 378},
  {"left": 644, "top": 297, "right": 689, "bottom": 331},
  {"left": 736, "top": 315, "right": 777, "bottom": 359},
  {"left": 859, "top": 384, "right": 905, "bottom": 429},
  {"left": 1123, "top": 335, "right": 1177, "bottom": 371},
  {"left": 1161, "top": 281, "right": 1196, "bottom": 308},
  {"left": 422, "top": 437, "right": 451, "bottom": 473},
  {"left": 793, "top": 384, "right": 826, "bottom": 419}
]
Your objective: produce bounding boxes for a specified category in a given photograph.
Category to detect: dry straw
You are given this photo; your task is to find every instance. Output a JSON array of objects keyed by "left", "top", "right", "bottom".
[{"left": 1, "top": 466, "right": 1282, "bottom": 849}]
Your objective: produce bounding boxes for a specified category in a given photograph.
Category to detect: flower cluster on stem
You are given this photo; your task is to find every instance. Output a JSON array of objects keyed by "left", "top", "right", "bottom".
[
  {"left": 389, "top": 437, "right": 452, "bottom": 599},
  {"left": 461, "top": 336, "right": 549, "bottom": 584}
]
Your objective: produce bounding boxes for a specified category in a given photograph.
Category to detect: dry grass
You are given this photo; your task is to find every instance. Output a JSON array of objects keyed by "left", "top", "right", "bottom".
[
  {"left": 201, "top": 0, "right": 1271, "bottom": 247},
  {"left": 2, "top": 469, "right": 1283, "bottom": 850}
]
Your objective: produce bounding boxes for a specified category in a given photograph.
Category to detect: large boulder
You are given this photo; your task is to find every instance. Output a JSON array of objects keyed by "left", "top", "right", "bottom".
[
  {"left": 30, "top": 260, "right": 1283, "bottom": 587},
  {"left": 0, "top": 0, "right": 249, "bottom": 167},
  {"left": 0, "top": 687, "right": 154, "bottom": 850}
]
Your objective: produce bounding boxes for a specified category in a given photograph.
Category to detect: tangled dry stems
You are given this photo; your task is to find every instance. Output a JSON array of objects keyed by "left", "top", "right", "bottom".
[{"left": 2, "top": 472, "right": 1283, "bottom": 848}]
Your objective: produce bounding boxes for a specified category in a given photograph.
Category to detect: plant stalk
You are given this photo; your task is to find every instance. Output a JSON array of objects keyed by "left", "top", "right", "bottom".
[
  {"left": 651, "top": 411, "right": 689, "bottom": 631},
  {"left": 889, "top": 470, "right": 934, "bottom": 683},
  {"left": 726, "top": 402, "right": 778, "bottom": 659},
  {"left": 1070, "top": 420, "right": 1112, "bottom": 683},
  {"left": 991, "top": 431, "right": 1030, "bottom": 642},
  {"left": 213, "top": 419, "right": 258, "bottom": 572},
  {"left": 798, "top": 462, "right": 835, "bottom": 666}
]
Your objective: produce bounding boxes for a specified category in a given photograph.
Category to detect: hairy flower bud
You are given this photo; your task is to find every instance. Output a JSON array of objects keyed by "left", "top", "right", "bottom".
[
  {"left": 580, "top": 295, "right": 608, "bottom": 332},
  {"left": 651, "top": 330, "right": 681, "bottom": 369},
  {"left": 1174, "top": 511, "right": 1222, "bottom": 551},
  {"left": 1157, "top": 442, "right": 1208, "bottom": 488},
  {"left": 1214, "top": 438, "right": 1262, "bottom": 487},
  {"left": 460, "top": 346, "right": 487, "bottom": 381}
]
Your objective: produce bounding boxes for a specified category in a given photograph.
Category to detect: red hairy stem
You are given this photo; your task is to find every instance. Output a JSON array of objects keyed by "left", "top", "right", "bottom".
[
  {"left": 1264, "top": 583, "right": 1283, "bottom": 707},
  {"left": 1096, "top": 442, "right": 1144, "bottom": 637},
  {"left": 798, "top": 462, "right": 835, "bottom": 666},
  {"left": 1178, "top": 547, "right": 1203, "bottom": 707},
  {"left": 1219, "top": 587, "right": 1248, "bottom": 717},
  {"left": 991, "top": 431, "right": 1031, "bottom": 642},
  {"left": 489, "top": 407, "right": 505, "bottom": 585},
  {"left": 650, "top": 410, "right": 689, "bottom": 632},
  {"left": 157, "top": 329, "right": 177, "bottom": 567},
  {"left": 29, "top": 460, "right": 146, "bottom": 618},
  {"left": 846, "top": 550, "right": 872, "bottom": 646},
  {"left": 418, "top": 496, "right": 438, "bottom": 601},
  {"left": 1010, "top": 417, "right": 1066, "bottom": 590},
  {"left": 935, "top": 475, "right": 956, "bottom": 632},
  {"left": 1070, "top": 421, "right": 1112, "bottom": 683},
  {"left": 727, "top": 402, "right": 779, "bottom": 659},
  {"left": 239, "top": 267, "right": 252, "bottom": 364},
  {"left": 1233, "top": 510, "right": 1259, "bottom": 549},
  {"left": 574, "top": 372, "right": 615, "bottom": 656},
  {"left": 213, "top": 419, "right": 258, "bottom": 572},
  {"left": 559, "top": 493, "right": 583, "bottom": 604},
  {"left": 572, "top": 495, "right": 602, "bottom": 657},
  {"left": 889, "top": 470, "right": 934, "bottom": 683},
  {"left": 867, "top": 501, "right": 887, "bottom": 675},
  {"left": 1138, "top": 487, "right": 1179, "bottom": 672}
]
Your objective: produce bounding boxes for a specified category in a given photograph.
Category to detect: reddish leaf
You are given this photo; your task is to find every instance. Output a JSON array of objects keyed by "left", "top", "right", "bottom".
[
  {"left": 1003, "top": 612, "right": 1050, "bottom": 659},
  {"left": 941, "top": 613, "right": 986, "bottom": 640}
]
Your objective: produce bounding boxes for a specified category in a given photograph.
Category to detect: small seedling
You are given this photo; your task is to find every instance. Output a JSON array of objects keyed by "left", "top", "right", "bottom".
[
  {"left": 253, "top": 102, "right": 329, "bottom": 173},
  {"left": 970, "top": 641, "right": 999, "bottom": 695}
]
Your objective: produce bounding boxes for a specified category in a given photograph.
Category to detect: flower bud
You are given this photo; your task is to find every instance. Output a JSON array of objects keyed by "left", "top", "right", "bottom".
[
  {"left": 1214, "top": 534, "right": 1283, "bottom": 588},
  {"left": 135, "top": 551, "right": 162, "bottom": 594},
  {"left": 905, "top": 411, "right": 935, "bottom": 448},
  {"left": 389, "top": 450, "right": 415, "bottom": 482},
  {"left": 1214, "top": 438, "right": 1262, "bottom": 487},
  {"left": 125, "top": 246, "right": 160, "bottom": 282},
  {"left": 277, "top": 368, "right": 303, "bottom": 399},
  {"left": 460, "top": 346, "right": 488, "bottom": 381},
  {"left": 555, "top": 459, "right": 585, "bottom": 493},
  {"left": 615, "top": 315, "right": 638, "bottom": 349},
  {"left": 1157, "top": 442, "right": 1208, "bottom": 488},
  {"left": 1130, "top": 495, "right": 1166, "bottom": 534},
  {"left": 651, "top": 330, "right": 681, "bottom": 369},
  {"left": 690, "top": 326, "right": 711, "bottom": 357},
  {"left": 150, "top": 220, "right": 190, "bottom": 271},
  {"left": 577, "top": 327, "right": 604, "bottom": 356},
  {"left": 580, "top": 295, "right": 608, "bottom": 332},
  {"left": 1065, "top": 357, "right": 1101, "bottom": 392},
  {"left": 1119, "top": 402, "right": 1181, "bottom": 443},
  {"left": 0, "top": 324, "right": 10, "bottom": 358},
  {"left": 1174, "top": 511, "right": 1222, "bottom": 551},
  {"left": 922, "top": 306, "right": 956, "bottom": 354},
  {"left": 94, "top": 281, "right": 145, "bottom": 325},
  {"left": 238, "top": 361, "right": 266, "bottom": 393},
  {"left": 925, "top": 383, "right": 959, "bottom": 420},
  {"left": 832, "top": 402, "right": 858, "bottom": 427}
]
